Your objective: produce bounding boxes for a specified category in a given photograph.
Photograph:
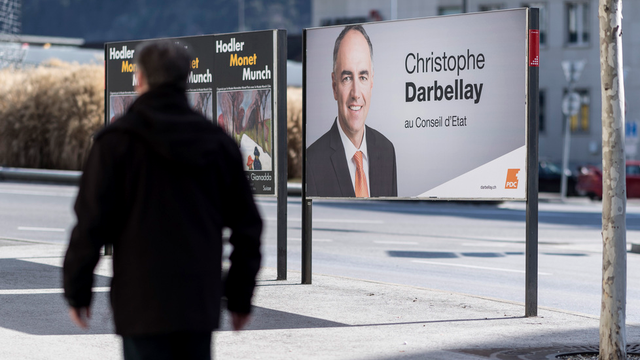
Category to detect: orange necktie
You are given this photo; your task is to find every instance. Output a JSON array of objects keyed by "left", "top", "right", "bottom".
[{"left": 353, "top": 151, "right": 369, "bottom": 198}]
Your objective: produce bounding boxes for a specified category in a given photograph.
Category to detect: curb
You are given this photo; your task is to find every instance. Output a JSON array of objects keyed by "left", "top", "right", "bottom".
[{"left": 0, "top": 167, "right": 82, "bottom": 185}]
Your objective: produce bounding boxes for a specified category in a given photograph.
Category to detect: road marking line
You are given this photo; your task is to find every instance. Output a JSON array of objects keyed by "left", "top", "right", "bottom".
[
  {"left": 256, "top": 202, "right": 302, "bottom": 207},
  {"left": 374, "top": 241, "right": 419, "bottom": 245},
  {"left": 0, "top": 287, "right": 109, "bottom": 295},
  {"left": 465, "top": 236, "right": 523, "bottom": 242},
  {"left": 0, "top": 189, "right": 76, "bottom": 197},
  {"left": 266, "top": 217, "right": 383, "bottom": 224},
  {"left": 315, "top": 218, "right": 383, "bottom": 224},
  {"left": 288, "top": 238, "right": 333, "bottom": 242},
  {"left": 411, "top": 260, "right": 552, "bottom": 275},
  {"left": 18, "top": 227, "right": 66, "bottom": 232},
  {"left": 461, "top": 243, "right": 508, "bottom": 247}
]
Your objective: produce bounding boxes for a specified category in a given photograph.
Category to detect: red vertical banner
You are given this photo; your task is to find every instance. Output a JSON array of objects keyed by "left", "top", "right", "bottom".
[{"left": 529, "top": 30, "right": 539, "bottom": 67}]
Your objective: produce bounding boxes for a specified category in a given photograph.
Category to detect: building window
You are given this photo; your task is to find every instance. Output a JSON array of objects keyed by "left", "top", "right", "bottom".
[
  {"left": 479, "top": 4, "right": 503, "bottom": 11},
  {"left": 438, "top": 6, "right": 461, "bottom": 15},
  {"left": 522, "top": 2, "right": 547, "bottom": 46},
  {"left": 566, "top": 2, "right": 590, "bottom": 46},
  {"left": 538, "top": 89, "right": 546, "bottom": 133},
  {"left": 563, "top": 88, "right": 590, "bottom": 133}
]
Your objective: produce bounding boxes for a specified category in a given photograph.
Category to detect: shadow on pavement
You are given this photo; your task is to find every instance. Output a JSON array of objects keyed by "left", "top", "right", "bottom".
[
  {"left": 0, "top": 259, "right": 113, "bottom": 335},
  {"left": 0, "top": 292, "right": 114, "bottom": 335},
  {"left": 0, "top": 258, "right": 110, "bottom": 290},
  {"left": 218, "top": 305, "right": 347, "bottom": 332},
  {"left": 363, "top": 329, "right": 640, "bottom": 360},
  {"left": 347, "top": 316, "right": 524, "bottom": 329},
  {"left": 218, "top": 307, "right": 524, "bottom": 333}
]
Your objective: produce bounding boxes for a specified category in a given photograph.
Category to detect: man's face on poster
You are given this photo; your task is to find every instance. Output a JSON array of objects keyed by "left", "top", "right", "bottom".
[{"left": 332, "top": 30, "right": 374, "bottom": 143}]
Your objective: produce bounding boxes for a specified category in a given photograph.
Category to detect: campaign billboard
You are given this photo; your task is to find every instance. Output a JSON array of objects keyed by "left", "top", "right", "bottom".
[
  {"left": 304, "top": 9, "right": 531, "bottom": 200},
  {"left": 105, "top": 30, "right": 284, "bottom": 195}
]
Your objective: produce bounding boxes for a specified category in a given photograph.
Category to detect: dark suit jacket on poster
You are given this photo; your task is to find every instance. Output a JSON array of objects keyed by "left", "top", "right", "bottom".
[{"left": 307, "top": 120, "right": 397, "bottom": 197}]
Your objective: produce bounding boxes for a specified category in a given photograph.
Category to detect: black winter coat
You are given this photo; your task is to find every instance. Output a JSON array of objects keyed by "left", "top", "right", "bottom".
[{"left": 63, "top": 85, "right": 262, "bottom": 336}]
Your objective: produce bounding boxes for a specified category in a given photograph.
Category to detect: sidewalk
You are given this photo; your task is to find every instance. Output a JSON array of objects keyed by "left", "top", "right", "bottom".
[{"left": 1, "top": 241, "right": 639, "bottom": 360}]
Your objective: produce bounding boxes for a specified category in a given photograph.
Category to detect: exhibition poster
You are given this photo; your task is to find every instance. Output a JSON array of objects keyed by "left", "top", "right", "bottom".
[{"left": 106, "top": 30, "right": 281, "bottom": 195}]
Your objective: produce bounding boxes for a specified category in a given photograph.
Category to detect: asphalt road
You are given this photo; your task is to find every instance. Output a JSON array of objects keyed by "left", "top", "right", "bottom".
[
  {"left": 1, "top": 181, "right": 640, "bottom": 324},
  {"left": 0, "top": 182, "right": 76, "bottom": 244},
  {"left": 259, "top": 195, "right": 640, "bottom": 324}
]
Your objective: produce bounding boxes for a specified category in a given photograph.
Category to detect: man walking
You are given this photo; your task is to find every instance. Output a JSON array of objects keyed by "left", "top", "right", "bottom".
[{"left": 63, "top": 40, "right": 262, "bottom": 359}]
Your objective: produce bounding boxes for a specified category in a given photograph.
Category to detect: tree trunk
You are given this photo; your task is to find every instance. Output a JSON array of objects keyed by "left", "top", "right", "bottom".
[{"left": 599, "top": 1, "right": 627, "bottom": 359}]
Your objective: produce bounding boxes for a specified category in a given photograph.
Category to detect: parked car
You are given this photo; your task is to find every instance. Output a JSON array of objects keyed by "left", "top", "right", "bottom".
[
  {"left": 576, "top": 160, "right": 640, "bottom": 200},
  {"left": 539, "top": 161, "right": 578, "bottom": 196}
]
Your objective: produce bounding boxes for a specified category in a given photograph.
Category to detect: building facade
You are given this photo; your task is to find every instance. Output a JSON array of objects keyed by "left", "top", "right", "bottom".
[{"left": 312, "top": 0, "right": 640, "bottom": 166}]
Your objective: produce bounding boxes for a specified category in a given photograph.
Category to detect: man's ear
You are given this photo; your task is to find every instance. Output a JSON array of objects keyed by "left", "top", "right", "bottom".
[
  {"left": 331, "top": 72, "right": 338, "bottom": 101},
  {"left": 135, "top": 70, "right": 148, "bottom": 95}
]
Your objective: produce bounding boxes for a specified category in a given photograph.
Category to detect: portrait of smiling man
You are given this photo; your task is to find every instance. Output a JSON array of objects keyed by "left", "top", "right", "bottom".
[{"left": 307, "top": 24, "right": 398, "bottom": 198}]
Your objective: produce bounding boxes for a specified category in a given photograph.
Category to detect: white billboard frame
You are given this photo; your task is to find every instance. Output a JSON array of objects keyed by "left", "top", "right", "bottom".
[{"left": 302, "top": 8, "right": 534, "bottom": 201}]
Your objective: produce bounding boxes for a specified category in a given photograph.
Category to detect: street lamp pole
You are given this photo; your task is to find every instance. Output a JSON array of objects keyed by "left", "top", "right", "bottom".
[
  {"left": 560, "top": 80, "right": 574, "bottom": 201},
  {"left": 560, "top": 60, "right": 585, "bottom": 201}
]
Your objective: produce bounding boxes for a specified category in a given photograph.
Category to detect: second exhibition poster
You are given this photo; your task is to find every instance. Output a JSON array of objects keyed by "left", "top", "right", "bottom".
[{"left": 105, "top": 30, "right": 279, "bottom": 195}]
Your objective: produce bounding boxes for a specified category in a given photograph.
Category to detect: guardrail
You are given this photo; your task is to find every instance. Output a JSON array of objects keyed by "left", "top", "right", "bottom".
[
  {"left": 0, "top": 166, "right": 303, "bottom": 195},
  {"left": 0, "top": 167, "right": 82, "bottom": 184}
]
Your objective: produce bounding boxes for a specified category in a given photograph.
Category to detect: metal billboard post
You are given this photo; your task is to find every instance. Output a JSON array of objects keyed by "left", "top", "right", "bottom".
[
  {"left": 276, "top": 30, "right": 288, "bottom": 280},
  {"left": 526, "top": 7, "right": 540, "bottom": 317},
  {"left": 103, "top": 44, "right": 114, "bottom": 257},
  {"left": 302, "top": 198, "right": 312, "bottom": 284},
  {"left": 301, "top": 29, "right": 312, "bottom": 285}
]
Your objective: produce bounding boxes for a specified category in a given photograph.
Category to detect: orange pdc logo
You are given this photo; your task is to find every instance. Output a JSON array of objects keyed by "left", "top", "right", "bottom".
[{"left": 505, "top": 169, "right": 520, "bottom": 189}]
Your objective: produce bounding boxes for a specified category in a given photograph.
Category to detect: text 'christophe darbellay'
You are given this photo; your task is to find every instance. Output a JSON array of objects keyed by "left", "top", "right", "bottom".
[
  {"left": 216, "top": 38, "right": 271, "bottom": 81},
  {"left": 405, "top": 49, "right": 485, "bottom": 104}
]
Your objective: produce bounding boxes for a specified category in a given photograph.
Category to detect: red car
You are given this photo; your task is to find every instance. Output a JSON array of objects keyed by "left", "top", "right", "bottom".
[{"left": 576, "top": 160, "right": 640, "bottom": 199}]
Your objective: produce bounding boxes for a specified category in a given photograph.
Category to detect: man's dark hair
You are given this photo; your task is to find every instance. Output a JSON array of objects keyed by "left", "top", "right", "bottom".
[
  {"left": 134, "top": 40, "right": 192, "bottom": 90},
  {"left": 332, "top": 25, "right": 374, "bottom": 72}
]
